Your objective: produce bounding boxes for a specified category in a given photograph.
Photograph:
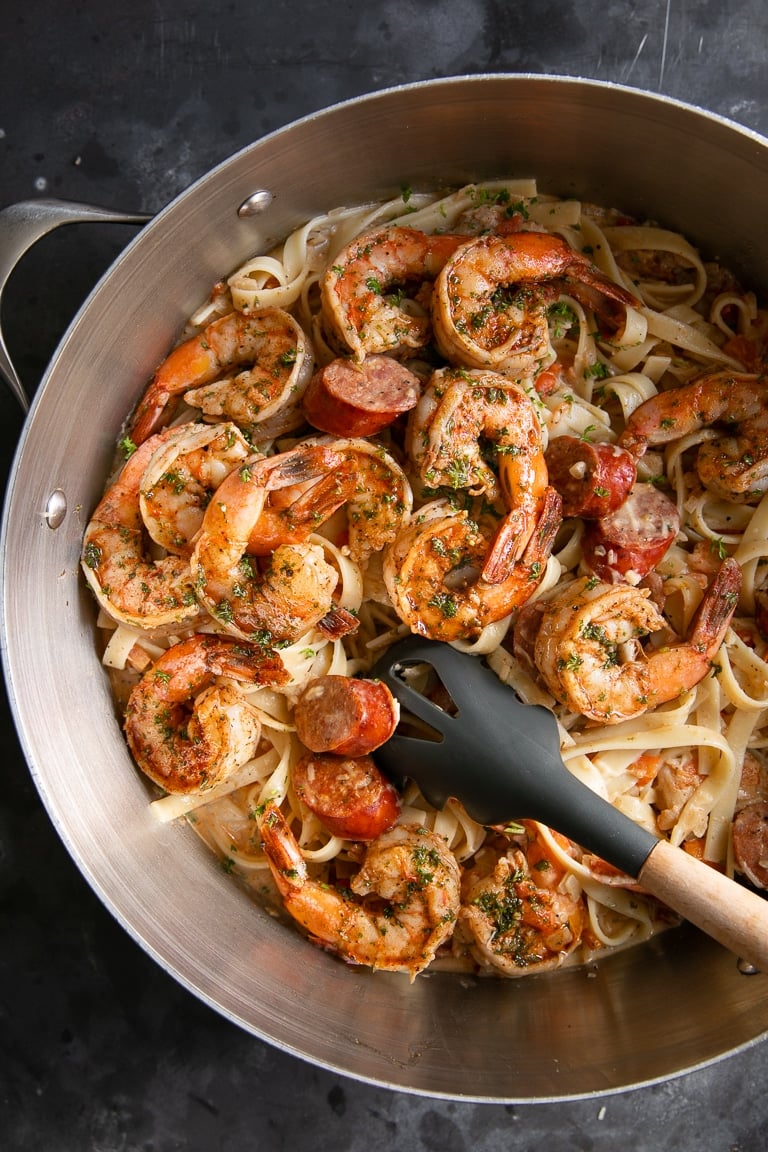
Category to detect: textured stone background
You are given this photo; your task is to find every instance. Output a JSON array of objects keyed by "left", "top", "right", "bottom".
[{"left": 1, "top": 2, "right": 767, "bottom": 1148}]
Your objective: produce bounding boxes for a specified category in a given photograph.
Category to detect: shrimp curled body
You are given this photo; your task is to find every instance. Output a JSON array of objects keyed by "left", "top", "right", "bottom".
[
  {"left": 259, "top": 803, "right": 461, "bottom": 978},
  {"left": 462, "top": 836, "right": 585, "bottom": 976},
  {"left": 321, "top": 225, "right": 463, "bottom": 358},
  {"left": 191, "top": 448, "right": 342, "bottom": 644},
  {"left": 139, "top": 421, "right": 252, "bottom": 555},
  {"left": 81, "top": 430, "right": 201, "bottom": 630},
  {"left": 408, "top": 367, "right": 554, "bottom": 578},
  {"left": 383, "top": 490, "right": 562, "bottom": 642},
  {"left": 619, "top": 370, "right": 768, "bottom": 503},
  {"left": 130, "top": 307, "right": 313, "bottom": 445},
  {"left": 124, "top": 634, "right": 289, "bottom": 794},
  {"left": 432, "top": 230, "right": 638, "bottom": 374},
  {"left": 534, "top": 560, "right": 742, "bottom": 723},
  {"left": 247, "top": 435, "right": 413, "bottom": 565}
]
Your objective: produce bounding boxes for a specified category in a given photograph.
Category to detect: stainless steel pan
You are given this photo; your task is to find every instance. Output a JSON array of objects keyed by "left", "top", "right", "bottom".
[{"left": 3, "top": 75, "right": 768, "bottom": 1102}]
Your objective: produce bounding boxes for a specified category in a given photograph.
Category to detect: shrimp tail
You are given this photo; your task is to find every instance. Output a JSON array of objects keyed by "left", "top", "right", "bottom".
[
  {"left": 482, "top": 486, "right": 562, "bottom": 584},
  {"left": 259, "top": 803, "right": 308, "bottom": 894},
  {"left": 688, "top": 557, "right": 742, "bottom": 656}
]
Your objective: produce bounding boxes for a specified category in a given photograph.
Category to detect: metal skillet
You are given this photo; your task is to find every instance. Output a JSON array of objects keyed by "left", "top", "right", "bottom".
[
  {"left": 372, "top": 634, "right": 768, "bottom": 973},
  {"left": 4, "top": 75, "right": 768, "bottom": 1099}
]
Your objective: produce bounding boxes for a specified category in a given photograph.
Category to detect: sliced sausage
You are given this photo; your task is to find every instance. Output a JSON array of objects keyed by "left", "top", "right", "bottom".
[
  {"left": 545, "top": 435, "right": 636, "bottom": 518},
  {"left": 302, "top": 355, "right": 421, "bottom": 437},
  {"left": 292, "top": 752, "right": 401, "bottom": 840},
  {"left": 732, "top": 801, "right": 768, "bottom": 889},
  {"left": 582, "top": 482, "right": 680, "bottom": 583},
  {"left": 294, "top": 674, "right": 399, "bottom": 757}
]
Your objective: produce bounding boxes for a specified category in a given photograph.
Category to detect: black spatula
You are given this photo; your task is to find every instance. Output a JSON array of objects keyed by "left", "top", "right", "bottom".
[{"left": 371, "top": 634, "right": 768, "bottom": 972}]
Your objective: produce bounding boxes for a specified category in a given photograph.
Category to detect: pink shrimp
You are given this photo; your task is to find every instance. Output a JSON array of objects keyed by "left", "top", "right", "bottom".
[
  {"left": 432, "top": 230, "right": 639, "bottom": 373},
  {"left": 321, "top": 225, "right": 463, "bottom": 357},
  {"left": 259, "top": 803, "right": 460, "bottom": 978},
  {"left": 619, "top": 369, "right": 768, "bottom": 503},
  {"left": 129, "top": 307, "right": 312, "bottom": 445},
  {"left": 534, "top": 559, "right": 742, "bottom": 723}
]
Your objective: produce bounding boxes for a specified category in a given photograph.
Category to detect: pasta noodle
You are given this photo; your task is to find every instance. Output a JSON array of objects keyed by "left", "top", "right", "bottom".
[{"left": 82, "top": 179, "right": 768, "bottom": 980}]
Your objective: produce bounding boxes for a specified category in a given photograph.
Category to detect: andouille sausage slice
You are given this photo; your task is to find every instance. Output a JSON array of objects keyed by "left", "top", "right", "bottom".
[
  {"left": 302, "top": 354, "right": 422, "bottom": 437},
  {"left": 545, "top": 435, "right": 636, "bottom": 518},
  {"left": 292, "top": 752, "right": 401, "bottom": 840},
  {"left": 582, "top": 482, "right": 680, "bottom": 583},
  {"left": 732, "top": 802, "right": 768, "bottom": 889},
  {"left": 294, "top": 674, "right": 399, "bottom": 757}
]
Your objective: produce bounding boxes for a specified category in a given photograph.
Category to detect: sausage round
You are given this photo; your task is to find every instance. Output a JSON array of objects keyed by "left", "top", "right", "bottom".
[
  {"left": 545, "top": 435, "right": 637, "bottom": 518},
  {"left": 294, "top": 674, "right": 399, "bottom": 757},
  {"left": 732, "top": 801, "right": 768, "bottom": 889},
  {"left": 292, "top": 752, "right": 401, "bottom": 840},
  {"left": 582, "top": 482, "right": 680, "bottom": 583},
  {"left": 302, "top": 355, "right": 421, "bottom": 437}
]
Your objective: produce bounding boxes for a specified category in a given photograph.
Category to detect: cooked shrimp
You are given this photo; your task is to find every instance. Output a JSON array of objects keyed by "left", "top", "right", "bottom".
[
  {"left": 432, "top": 230, "right": 638, "bottom": 373},
  {"left": 81, "top": 431, "right": 200, "bottom": 630},
  {"left": 190, "top": 449, "right": 339, "bottom": 643},
  {"left": 383, "top": 489, "right": 562, "bottom": 641},
  {"left": 533, "top": 559, "right": 742, "bottom": 723},
  {"left": 139, "top": 421, "right": 252, "bottom": 554},
  {"left": 129, "top": 307, "right": 313, "bottom": 445},
  {"left": 462, "top": 834, "right": 585, "bottom": 976},
  {"left": 321, "top": 225, "right": 463, "bottom": 358},
  {"left": 618, "top": 370, "right": 768, "bottom": 503},
  {"left": 125, "top": 634, "right": 289, "bottom": 794},
  {"left": 408, "top": 367, "right": 549, "bottom": 542},
  {"left": 259, "top": 803, "right": 460, "bottom": 978},
  {"left": 247, "top": 435, "right": 412, "bottom": 564}
]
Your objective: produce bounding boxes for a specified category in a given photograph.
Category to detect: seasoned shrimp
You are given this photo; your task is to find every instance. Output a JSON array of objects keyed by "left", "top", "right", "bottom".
[
  {"left": 618, "top": 370, "right": 768, "bottom": 503},
  {"left": 383, "top": 489, "right": 562, "bottom": 641},
  {"left": 462, "top": 833, "right": 585, "bottom": 976},
  {"left": 139, "top": 421, "right": 252, "bottom": 554},
  {"left": 247, "top": 435, "right": 412, "bottom": 564},
  {"left": 129, "top": 307, "right": 313, "bottom": 445},
  {"left": 81, "top": 431, "right": 200, "bottom": 630},
  {"left": 408, "top": 368, "right": 550, "bottom": 548},
  {"left": 534, "top": 559, "right": 742, "bottom": 723},
  {"left": 259, "top": 803, "right": 461, "bottom": 978},
  {"left": 432, "top": 230, "right": 638, "bottom": 373},
  {"left": 190, "top": 448, "right": 339, "bottom": 643},
  {"left": 125, "top": 634, "right": 289, "bottom": 794},
  {"left": 321, "top": 225, "right": 463, "bottom": 358}
]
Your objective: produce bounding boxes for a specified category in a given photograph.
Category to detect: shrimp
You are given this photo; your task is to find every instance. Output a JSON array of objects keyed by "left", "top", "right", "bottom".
[
  {"left": 432, "top": 230, "right": 638, "bottom": 374},
  {"left": 407, "top": 368, "right": 550, "bottom": 550},
  {"left": 258, "top": 803, "right": 461, "bottom": 978},
  {"left": 461, "top": 834, "right": 585, "bottom": 976},
  {"left": 533, "top": 559, "right": 742, "bottom": 723},
  {"left": 247, "top": 435, "right": 413, "bottom": 565},
  {"left": 124, "top": 634, "right": 289, "bottom": 794},
  {"left": 383, "top": 489, "right": 562, "bottom": 642},
  {"left": 129, "top": 307, "right": 313, "bottom": 445},
  {"left": 320, "top": 225, "right": 463, "bottom": 358},
  {"left": 190, "top": 447, "right": 340, "bottom": 643},
  {"left": 81, "top": 430, "right": 201, "bottom": 630},
  {"left": 618, "top": 370, "right": 768, "bottom": 503},
  {"left": 139, "top": 421, "right": 252, "bottom": 554}
]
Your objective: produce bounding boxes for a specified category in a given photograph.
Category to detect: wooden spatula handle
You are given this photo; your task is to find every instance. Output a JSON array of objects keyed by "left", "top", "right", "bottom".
[{"left": 639, "top": 839, "right": 768, "bottom": 971}]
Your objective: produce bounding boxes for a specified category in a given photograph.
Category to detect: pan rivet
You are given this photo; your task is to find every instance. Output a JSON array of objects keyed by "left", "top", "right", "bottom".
[
  {"left": 45, "top": 489, "right": 67, "bottom": 530},
  {"left": 237, "top": 190, "right": 273, "bottom": 218}
]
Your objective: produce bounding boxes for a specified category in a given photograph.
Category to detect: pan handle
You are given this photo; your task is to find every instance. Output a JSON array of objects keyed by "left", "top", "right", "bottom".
[{"left": 0, "top": 198, "right": 150, "bottom": 412}]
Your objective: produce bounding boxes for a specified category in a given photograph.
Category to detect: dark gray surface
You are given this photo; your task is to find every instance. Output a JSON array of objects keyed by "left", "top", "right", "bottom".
[{"left": 1, "top": 2, "right": 767, "bottom": 1147}]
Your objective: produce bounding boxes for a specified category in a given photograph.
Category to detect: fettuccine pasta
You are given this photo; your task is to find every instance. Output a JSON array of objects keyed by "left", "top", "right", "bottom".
[{"left": 82, "top": 180, "right": 768, "bottom": 980}]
